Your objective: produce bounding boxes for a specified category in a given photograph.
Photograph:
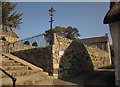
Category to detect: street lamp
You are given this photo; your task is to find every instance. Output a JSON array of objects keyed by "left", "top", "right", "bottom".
[{"left": 48, "top": 7, "right": 55, "bottom": 45}]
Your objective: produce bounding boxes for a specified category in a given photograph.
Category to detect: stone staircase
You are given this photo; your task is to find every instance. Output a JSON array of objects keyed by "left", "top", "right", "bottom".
[{"left": 0, "top": 53, "right": 53, "bottom": 86}]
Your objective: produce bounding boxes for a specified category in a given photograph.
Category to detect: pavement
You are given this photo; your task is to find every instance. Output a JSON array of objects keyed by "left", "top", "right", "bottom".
[
  {"left": 1, "top": 69, "right": 115, "bottom": 87},
  {"left": 53, "top": 69, "right": 115, "bottom": 87}
]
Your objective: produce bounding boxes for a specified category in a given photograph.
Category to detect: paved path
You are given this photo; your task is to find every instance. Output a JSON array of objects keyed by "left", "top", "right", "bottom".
[{"left": 64, "top": 69, "right": 115, "bottom": 87}]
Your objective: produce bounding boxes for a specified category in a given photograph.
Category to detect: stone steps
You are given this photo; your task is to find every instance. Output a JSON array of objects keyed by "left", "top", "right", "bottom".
[
  {"left": 1, "top": 58, "right": 10, "bottom": 60},
  {"left": 35, "top": 76, "right": 53, "bottom": 85},
  {"left": 1, "top": 56, "right": 8, "bottom": 59},
  {"left": 2, "top": 72, "right": 48, "bottom": 85},
  {"left": 1, "top": 53, "right": 51, "bottom": 86},
  {"left": 2, "top": 62, "right": 21, "bottom": 66},
  {"left": 2, "top": 66, "right": 29, "bottom": 71},
  {"left": 97, "top": 69, "right": 115, "bottom": 71},
  {"left": 1, "top": 60, "right": 15, "bottom": 63},
  {"left": 2, "top": 70, "right": 40, "bottom": 78}
]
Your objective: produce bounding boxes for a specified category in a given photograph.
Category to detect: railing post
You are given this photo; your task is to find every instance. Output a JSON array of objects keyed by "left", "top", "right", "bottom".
[
  {"left": 12, "top": 78, "right": 17, "bottom": 87},
  {"left": 0, "top": 68, "right": 17, "bottom": 87}
]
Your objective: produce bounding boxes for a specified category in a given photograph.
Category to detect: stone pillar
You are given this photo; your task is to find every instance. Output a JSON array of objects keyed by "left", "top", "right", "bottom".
[
  {"left": 52, "top": 34, "right": 59, "bottom": 79},
  {"left": 53, "top": 58, "right": 59, "bottom": 79}
]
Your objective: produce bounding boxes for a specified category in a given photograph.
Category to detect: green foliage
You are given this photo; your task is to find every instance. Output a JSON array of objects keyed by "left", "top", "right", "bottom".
[
  {"left": 45, "top": 26, "right": 80, "bottom": 40},
  {"left": 66, "top": 26, "right": 80, "bottom": 39},
  {"left": 2, "top": 2, "right": 23, "bottom": 30}
]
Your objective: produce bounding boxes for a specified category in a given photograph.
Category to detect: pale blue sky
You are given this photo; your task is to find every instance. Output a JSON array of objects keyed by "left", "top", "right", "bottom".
[{"left": 14, "top": 2, "right": 112, "bottom": 43}]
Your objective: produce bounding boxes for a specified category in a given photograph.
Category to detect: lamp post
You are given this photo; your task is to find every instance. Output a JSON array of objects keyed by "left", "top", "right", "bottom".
[{"left": 48, "top": 7, "right": 55, "bottom": 45}]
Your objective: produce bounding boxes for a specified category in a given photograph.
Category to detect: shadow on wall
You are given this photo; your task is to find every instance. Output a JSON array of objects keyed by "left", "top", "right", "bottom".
[
  {"left": 11, "top": 46, "right": 53, "bottom": 75},
  {"left": 58, "top": 40, "right": 94, "bottom": 80}
]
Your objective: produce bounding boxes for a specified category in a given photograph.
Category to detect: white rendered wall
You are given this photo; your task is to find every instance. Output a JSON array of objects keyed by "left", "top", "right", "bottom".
[{"left": 109, "top": 21, "right": 120, "bottom": 86}]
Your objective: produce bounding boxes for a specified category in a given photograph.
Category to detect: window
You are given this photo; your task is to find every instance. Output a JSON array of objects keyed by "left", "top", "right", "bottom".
[
  {"left": 24, "top": 41, "right": 30, "bottom": 45},
  {"left": 32, "top": 42, "right": 38, "bottom": 46}
]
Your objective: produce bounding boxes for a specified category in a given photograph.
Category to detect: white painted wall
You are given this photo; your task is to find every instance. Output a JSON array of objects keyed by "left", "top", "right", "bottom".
[{"left": 109, "top": 21, "right": 120, "bottom": 86}]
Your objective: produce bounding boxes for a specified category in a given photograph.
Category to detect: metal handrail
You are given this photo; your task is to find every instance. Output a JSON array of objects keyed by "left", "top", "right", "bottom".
[{"left": 0, "top": 67, "right": 17, "bottom": 87}]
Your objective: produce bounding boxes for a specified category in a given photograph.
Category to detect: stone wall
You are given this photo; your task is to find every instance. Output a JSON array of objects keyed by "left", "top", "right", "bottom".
[
  {"left": 9, "top": 42, "right": 37, "bottom": 52},
  {"left": 1, "top": 40, "right": 37, "bottom": 53},
  {"left": 52, "top": 33, "right": 111, "bottom": 79},
  {"left": 3, "top": 35, "right": 19, "bottom": 42},
  {"left": 76, "top": 35, "right": 111, "bottom": 52},
  {"left": 0, "top": 29, "right": 19, "bottom": 43},
  {"left": 85, "top": 44, "right": 111, "bottom": 69},
  {"left": 11, "top": 46, "right": 53, "bottom": 75},
  {"left": 10, "top": 33, "right": 111, "bottom": 80},
  {"left": 1, "top": 40, "right": 10, "bottom": 53}
]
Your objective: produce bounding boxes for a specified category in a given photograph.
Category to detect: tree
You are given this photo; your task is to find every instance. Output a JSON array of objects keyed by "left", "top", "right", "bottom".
[
  {"left": 45, "top": 26, "right": 80, "bottom": 40},
  {"left": 66, "top": 26, "right": 80, "bottom": 39},
  {"left": 2, "top": 2, "right": 22, "bottom": 30}
]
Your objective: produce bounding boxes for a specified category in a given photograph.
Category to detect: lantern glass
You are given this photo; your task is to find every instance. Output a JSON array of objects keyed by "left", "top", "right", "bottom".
[{"left": 49, "top": 8, "right": 55, "bottom": 16}]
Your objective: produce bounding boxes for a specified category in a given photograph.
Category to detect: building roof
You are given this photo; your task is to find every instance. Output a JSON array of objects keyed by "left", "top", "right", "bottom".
[
  {"left": 104, "top": 2, "right": 120, "bottom": 24},
  {"left": 0, "top": 29, "right": 19, "bottom": 38},
  {"left": 77, "top": 35, "right": 108, "bottom": 44}
]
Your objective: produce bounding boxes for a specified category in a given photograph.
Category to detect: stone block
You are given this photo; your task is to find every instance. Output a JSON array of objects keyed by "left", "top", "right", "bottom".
[
  {"left": 53, "top": 74, "right": 58, "bottom": 79},
  {"left": 53, "top": 64, "right": 59, "bottom": 69}
]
